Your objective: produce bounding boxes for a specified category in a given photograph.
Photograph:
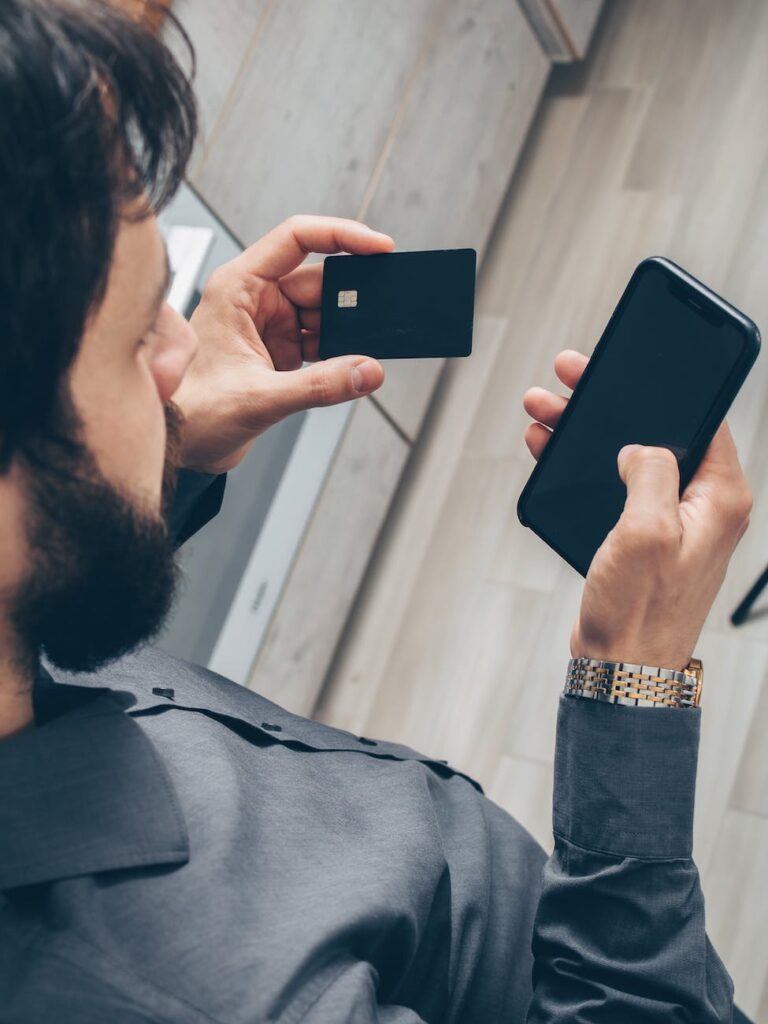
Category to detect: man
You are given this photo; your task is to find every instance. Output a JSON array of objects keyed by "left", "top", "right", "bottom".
[{"left": 0, "top": 1, "right": 754, "bottom": 1021}]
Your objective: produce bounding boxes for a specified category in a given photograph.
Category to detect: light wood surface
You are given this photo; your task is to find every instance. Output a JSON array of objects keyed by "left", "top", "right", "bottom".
[
  {"left": 163, "top": 0, "right": 271, "bottom": 169},
  {"left": 190, "top": 0, "right": 443, "bottom": 242},
  {"left": 319, "top": 1, "right": 768, "bottom": 1016},
  {"left": 247, "top": 398, "right": 409, "bottom": 716},
  {"left": 319, "top": 315, "right": 509, "bottom": 734},
  {"left": 176, "top": 0, "right": 551, "bottom": 712},
  {"left": 362, "top": 0, "right": 548, "bottom": 440}
]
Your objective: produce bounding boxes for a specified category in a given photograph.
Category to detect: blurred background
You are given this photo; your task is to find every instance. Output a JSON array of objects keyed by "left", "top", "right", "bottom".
[{"left": 130, "top": 1, "right": 768, "bottom": 1017}]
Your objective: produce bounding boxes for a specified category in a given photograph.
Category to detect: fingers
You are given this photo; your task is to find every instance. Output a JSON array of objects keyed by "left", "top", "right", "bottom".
[
  {"left": 265, "top": 355, "right": 385, "bottom": 420},
  {"left": 691, "top": 420, "right": 741, "bottom": 477},
  {"left": 300, "top": 330, "right": 320, "bottom": 362},
  {"left": 681, "top": 420, "right": 753, "bottom": 533},
  {"left": 524, "top": 421, "right": 552, "bottom": 460},
  {"left": 523, "top": 386, "right": 567, "bottom": 430},
  {"left": 554, "top": 349, "right": 589, "bottom": 390},
  {"left": 299, "top": 308, "right": 321, "bottom": 333},
  {"left": 522, "top": 350, "right": 590, "bottom": 459},
  {"left": 617, "top": 444, "right": 682, "bottom": 535},
  {"left": 237, "top": 215, "right": 395, "bottom": 281},
  {"left": 279, "top": 263, "right": 322, "bottom": 308}
]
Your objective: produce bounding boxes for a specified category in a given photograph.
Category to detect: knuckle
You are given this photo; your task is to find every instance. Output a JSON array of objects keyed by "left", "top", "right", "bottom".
[
  {"left": 639, "top": 446, "right": 678, "bottom": 469},
  {"left": 735, "top": 483, "right": 754, "bottom": 520},
  {"left": 622, "top": 514, "right": 679, "bottom": 553},
  {"left": 719, "top": 482, "right": 753, "bottom": 531},
  {"left": 310, "top": 367, "right": 333, "bottom": 407},
  {"left": 204, "top": 264, "right": 229, "bottom": 294},
  {"left": 737, "top": 514, "right": 751, "bottom": 542},
  {"left": 285, "top": 213, "right": 309, "bottom": 236}
]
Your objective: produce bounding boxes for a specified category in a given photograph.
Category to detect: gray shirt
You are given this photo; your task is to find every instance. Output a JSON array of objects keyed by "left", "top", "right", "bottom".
[{"left": 0, "top": 472, "right": 733, "bottom": 1022}]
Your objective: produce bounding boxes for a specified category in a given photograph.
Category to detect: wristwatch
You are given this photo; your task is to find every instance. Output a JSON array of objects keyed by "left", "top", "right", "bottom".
[{"left": 564, "top": 656, "right": 703, "bottom": 708}]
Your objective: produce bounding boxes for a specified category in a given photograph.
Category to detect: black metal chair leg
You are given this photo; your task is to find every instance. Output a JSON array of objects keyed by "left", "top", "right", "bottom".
[{"left": 731, "top": 561, "right": 768, "bottom": 625}]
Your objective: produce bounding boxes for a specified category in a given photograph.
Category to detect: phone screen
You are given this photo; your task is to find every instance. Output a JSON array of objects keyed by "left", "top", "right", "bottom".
[{"left": 519, "top": 260, "right": 750, "bottom": 575}]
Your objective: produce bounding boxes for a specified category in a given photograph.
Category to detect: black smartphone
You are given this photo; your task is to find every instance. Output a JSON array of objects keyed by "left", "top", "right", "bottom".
[
  {"left": 319, "top": 248, "right": 476, "bottom": 360},
  {"left": 517, "top": 257, "right": 761, "bottom": 577}
]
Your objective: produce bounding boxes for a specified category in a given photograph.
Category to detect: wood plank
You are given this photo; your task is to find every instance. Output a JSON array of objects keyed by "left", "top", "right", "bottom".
[
  {"left": 584, "top": 0, "right": 687, "bottom": 90},
  {"left": 163, "top": 0, "right": 271, "bottom": 172},
  {"left": 466, "top": 92, "right": 678, "bottom": 461},
  {"left": 365, "top": 0, "right": 549, "bottom": 439},
  {"left": 731, "top": 670, "right": 768, "bottom": 818},
  {"left": 689, "top": 633, "right": 767, "bottom": 877},
  {"left": 488, "top": 754, "right": 554, "bottom": 853},
  {"left": 501, "top": 562, "right": 583, "bottom": 765},
  {"left": 709, "top": 398, "right": 768, "bottom": 642},
  {"left": 337, "top": 444, "right": 554, "bottom": 786},
  {"left": 361, "top": 573, "right": 552, "bottom": 789},
  {"left": 758, "top": 979, "right": 768, "bottom": 1024},
  {"left": 702, "top": 810, "right": 768, "bottom": 1021},
  {"left": 190, "top": 0, "right": 442, "bottom": 244},
  {"left": 317, "top": 316, "right": 507, "bottom": 733},
  {"left": 246, "top": 398, "right": 409, "bottom": 716},
  {"left": 624, "top": 0, "right": 768, "bottom": 199}
]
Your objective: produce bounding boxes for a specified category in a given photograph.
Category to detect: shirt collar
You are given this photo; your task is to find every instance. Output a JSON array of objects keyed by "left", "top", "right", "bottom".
[{"left": 0, "top": 665, "right": 189, "bottom": 891}]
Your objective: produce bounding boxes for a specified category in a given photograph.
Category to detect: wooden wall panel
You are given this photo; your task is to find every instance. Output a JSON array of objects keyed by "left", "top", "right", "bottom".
[
  {"left": 365, "top": 0, "right": 549, "bottom": 440},
  {"left": 189, "top": 0, "right": 442, "bottom": 243},
  {"left": 247, "top": 398, "right": 409, "bottom": 716},
  {"left": 317, "top": 315, "right": 507, "bottom": 733},
  {"left": 163, "top": 0, "right": 271, "bottom": 172}
]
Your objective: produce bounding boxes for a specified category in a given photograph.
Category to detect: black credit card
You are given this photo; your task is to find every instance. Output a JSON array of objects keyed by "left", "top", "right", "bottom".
[{"left": 319, "top": 248, "right": 476, "bottom": 360}]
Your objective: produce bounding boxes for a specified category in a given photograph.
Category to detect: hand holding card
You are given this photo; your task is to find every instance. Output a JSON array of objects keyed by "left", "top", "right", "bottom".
[{"left": 320, "top": 248, "right": 477, "bottom": 360}]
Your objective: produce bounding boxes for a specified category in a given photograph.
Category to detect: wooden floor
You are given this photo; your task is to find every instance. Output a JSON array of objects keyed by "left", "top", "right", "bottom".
[{"left": 317, "top": 1, "right": 768, "bottom": 1018}]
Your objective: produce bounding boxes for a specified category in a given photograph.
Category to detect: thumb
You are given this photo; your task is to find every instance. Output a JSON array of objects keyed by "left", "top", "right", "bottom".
[
  {"left": 617, "top": 444, "right": 681, "bottom": 524},
  {"left": 267, "top": 356, "right": 385, "bottom": 418}
]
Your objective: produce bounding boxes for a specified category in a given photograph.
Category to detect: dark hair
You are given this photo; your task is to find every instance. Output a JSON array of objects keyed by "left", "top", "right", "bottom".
[{"left": 0, "top": 0, "right": 197, "bottom": 470}]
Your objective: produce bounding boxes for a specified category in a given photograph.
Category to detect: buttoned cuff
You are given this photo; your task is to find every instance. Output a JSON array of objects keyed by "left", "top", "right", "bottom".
[{"left": 553, "top": 695, "right": 700, "bottom": 860}]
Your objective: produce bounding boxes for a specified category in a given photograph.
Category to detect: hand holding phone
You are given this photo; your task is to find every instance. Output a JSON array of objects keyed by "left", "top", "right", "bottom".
[
  {"left": 518, "top": 257, "right": 759, "bottom": 576},
  {"left": 524, "top": 355, "right": 753, "bottom": 669}
]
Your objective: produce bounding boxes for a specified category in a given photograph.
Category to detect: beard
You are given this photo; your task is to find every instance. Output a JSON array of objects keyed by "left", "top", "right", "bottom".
[{"left": 9, "top": 398, "right": 184, "bottom": 676}]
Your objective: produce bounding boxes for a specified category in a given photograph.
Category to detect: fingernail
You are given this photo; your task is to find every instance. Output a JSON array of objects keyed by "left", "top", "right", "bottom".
[{"left": 352, "top": 361, "right": 378, "bottom": 393}]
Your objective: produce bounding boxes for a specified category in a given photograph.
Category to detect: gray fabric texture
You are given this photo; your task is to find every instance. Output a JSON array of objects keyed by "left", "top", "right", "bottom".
[{"left": 0, "top": 471, "right": 736, "bottom": 1022}]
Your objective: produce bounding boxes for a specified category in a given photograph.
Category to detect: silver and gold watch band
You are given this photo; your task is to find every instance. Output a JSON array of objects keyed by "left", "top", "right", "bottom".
[{"left": 564, "top": 656, "right": 703, "bottom": 708}]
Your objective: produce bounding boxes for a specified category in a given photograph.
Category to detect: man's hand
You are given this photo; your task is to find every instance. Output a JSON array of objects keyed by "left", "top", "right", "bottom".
[
  {"left": 523, "top": 350, "right": 753, "bottom": 669},
  {"left": 174, "top": 215, "right": 395, "bottom": 474}
]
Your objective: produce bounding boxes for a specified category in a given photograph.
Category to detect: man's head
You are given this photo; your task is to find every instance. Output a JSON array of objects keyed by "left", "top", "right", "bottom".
[{"left": 0, "top": 0, "right": 199, "bottom": 676}]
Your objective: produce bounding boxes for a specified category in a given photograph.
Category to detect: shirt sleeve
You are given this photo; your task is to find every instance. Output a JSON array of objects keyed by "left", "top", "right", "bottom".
[
  {"left": 301, "top": 962, "right": 427, "bottom": 1023},
  {"left": 526, "top": 695, "right": 734, "bottom": 1023},
  {"left": 168, "top": 470, "right": 226, "bottom": 549}
]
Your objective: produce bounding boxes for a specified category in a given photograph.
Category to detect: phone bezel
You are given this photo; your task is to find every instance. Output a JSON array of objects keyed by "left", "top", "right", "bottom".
[{"left": 516, "top": 256, "right": 761, "bottom": 577}]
